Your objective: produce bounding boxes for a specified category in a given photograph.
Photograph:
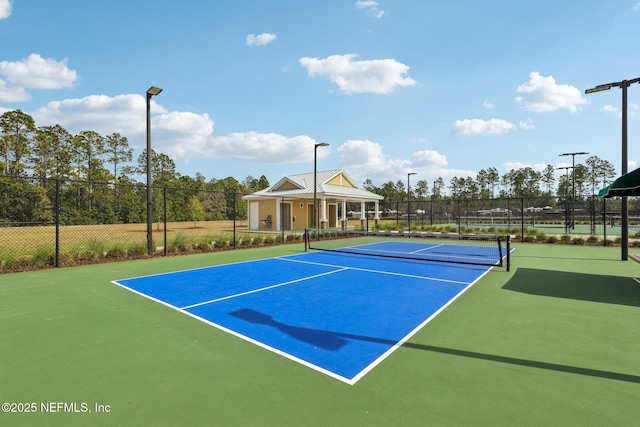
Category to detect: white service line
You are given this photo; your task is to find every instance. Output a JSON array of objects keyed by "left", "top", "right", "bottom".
[{"left": 180, "top": 266, "right": 347, "bottom": 310}]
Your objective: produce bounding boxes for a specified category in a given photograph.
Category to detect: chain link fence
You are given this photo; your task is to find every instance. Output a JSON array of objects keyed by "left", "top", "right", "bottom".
[
  {"left": 354, "top": 195, "right": 640, "bottom": 245},
  {"left": 0, "top": 176, "right": 304, "bottom": 272},
  {"left": 3, "top": 175, "right": 639, "bottom": 272}
]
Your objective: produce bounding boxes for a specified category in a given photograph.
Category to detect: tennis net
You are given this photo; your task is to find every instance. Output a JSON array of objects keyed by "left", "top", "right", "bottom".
[{"left": 305, "top": 229, "right": 510, "bottom": 270}]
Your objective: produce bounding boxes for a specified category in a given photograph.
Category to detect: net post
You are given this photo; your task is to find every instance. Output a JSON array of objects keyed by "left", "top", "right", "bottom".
[
  {"left": 304, "top": 229, "right": 308, "bottom": 252},
  {"left": 508, "top": 234, "right": 511, "bottom": 271}
]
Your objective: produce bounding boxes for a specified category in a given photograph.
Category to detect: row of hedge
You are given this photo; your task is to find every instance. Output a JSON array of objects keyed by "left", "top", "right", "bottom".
[{"left": 0, "top": 233, "right": 305, "bottom": 272}]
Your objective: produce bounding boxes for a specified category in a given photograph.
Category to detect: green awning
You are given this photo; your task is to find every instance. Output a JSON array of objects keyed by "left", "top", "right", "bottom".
[{"left": 599, "top": 167, "right": 640, "bottom": 198}]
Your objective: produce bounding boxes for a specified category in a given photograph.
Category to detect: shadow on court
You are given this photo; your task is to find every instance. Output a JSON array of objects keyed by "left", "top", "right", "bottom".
[
  {"left": 503, "top": 268, "right": 640, "bottom": 307},
  {"left": 231, "top": 308, "right": 640, "bottom": 384}
]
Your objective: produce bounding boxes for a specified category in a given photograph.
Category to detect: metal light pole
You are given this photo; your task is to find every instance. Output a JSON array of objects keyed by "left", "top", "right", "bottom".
[
  {"left": 313, "top": 143, "right": 329, "bottom": 230},
  {"left": 407, "top": 172, "right": 416, "bottom": 234},
  {"left": 557, "top": 166, "right": 572, "bottom": 234},
  {"left": 585, "top": 77, "right": 640, "bottom": 260},
  {"left": 559, "top": 152, "right": 588, "bottom": 230},
  {"left": 146, "top": 86, "right": 162, "bottom": 255}
]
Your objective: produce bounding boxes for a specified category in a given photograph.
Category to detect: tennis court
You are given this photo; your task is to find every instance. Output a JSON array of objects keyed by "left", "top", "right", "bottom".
[
  {"left": 2, "top": 239, "right": 638, "bottom": 426},
  {"left": 113, "top": 236, "right": 505, "bottom": 384}
]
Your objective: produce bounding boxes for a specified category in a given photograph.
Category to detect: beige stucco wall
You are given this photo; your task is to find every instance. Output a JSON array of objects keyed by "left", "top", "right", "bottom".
[
  {"left": 255, "top": 199, "right": 277, "bottom": 231},
  {"left": 327, "top": 173, "right": 355, "bottom": 187}
]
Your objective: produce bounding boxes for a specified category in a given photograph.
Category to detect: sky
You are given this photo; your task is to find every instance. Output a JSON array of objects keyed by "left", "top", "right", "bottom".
[{"left": 1, "top": 0, "right": 640, "bottom": 190}]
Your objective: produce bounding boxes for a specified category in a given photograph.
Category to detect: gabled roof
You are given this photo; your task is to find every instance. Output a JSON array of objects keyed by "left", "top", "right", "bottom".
[{"left": 243, "top": 169, "right": 383, "bottom": 201}]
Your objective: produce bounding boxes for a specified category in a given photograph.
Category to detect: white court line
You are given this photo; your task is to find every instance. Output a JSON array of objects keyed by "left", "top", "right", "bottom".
[
  {"left": 279, "top": 255, "right": 470, "bottom": 286},
  {"left": 179, "top": 267, "right": 347, "bottom": 310},
  {"left": 409, "top": 243, "right": 445, "bottom": 254}
]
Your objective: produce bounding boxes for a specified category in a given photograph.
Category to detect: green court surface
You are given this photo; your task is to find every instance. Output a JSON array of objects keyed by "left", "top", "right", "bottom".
[
  {"left": 1, "top": 243, "right": 639, "bottom": 426},
  {"left": 445, "top": 221, "right": 638, "bottom": 237}
]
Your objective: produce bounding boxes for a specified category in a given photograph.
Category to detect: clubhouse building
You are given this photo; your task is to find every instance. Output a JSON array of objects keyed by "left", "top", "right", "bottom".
[{"left": 243, "top": 169, "right": 384, "bottom": 231}]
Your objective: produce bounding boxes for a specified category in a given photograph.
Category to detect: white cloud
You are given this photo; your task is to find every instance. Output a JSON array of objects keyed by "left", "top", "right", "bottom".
[
  {"left": 411, "top": 149, "right": 448, "bottom": 167},
  {"left": 207, "top": 132, "right": 323, "bottom": 163},
  {"left": 0, "top": 79, "right": 30, "bottom": 102},
  {"left": 452, "top": 118, "right": 517, "bottom": 137},
  {"left": 601, "top": 103, "right": 638, "bottom": 119},
  {"left": 0, "top": 0, "right": 11, "bottom": 19},
  {"left": 602, "top": 104, "right": 619, "bottom": 117},
  {"left": 0, "top": 54, "right": 76, "bottom": 89},
  {"left": 483, "top": 100, "right": 494, "bottom": 110},
  {"left": 29, "top": 93, "right": 331, "bottom": 165},
  {"left": 299, "top": 54, "right": 415, "bottom": 95},
  {"left": 503, "top": 161, "right": 548, "bottom": 172},
  {"left": 0, "top": 54, "right": 77, "bottom": 102},
  {"left": 518, "top": 118, "right": 535, "bottom": 130},
  {"left": 337, "top": 139, "right": 473, "bottom": 186},
  {"left": 355, "top": 0, "right": 385, "bottom": 18},
  {"left": 246, "top": 33, "right": 277, "bottom": 47},
  {"left": 153, "top": 111, "right": 214, "bottom": 159},
  {"left": 515, "top": 71, "right": 587, "bottom": 113},
  {"left": 32, "top": 94, "right": 158, "bottom": 136}
]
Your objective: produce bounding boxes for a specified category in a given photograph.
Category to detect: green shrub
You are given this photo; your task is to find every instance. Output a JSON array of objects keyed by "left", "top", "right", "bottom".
[
  {"left": 586, "top": 235, "right": 599, "bottom": 245},
  {"left": 15, "top": 255, "right": 35, "bottom": 268},
  {"left": 572, "top": 237, "right": 585, "bottom": 245},
  {"left": 178, "top": 243, "right": 193, "bottom": 252},
  {"left": 49, "top": 251, "right": 73, "bottom": 266},
  {"left": 545, "top": 236, "right": 558, "bottom": 244},
  {"left": 76, "top": 250, "right": 99, "bottom": 261},
  {"left": 127, "top": 243, "right": 147, "bottom": 256},
  {"left": 86, "top": 238, "right": 107, "bottom": 256},
  {"left": 560, "top": 234, "right": 572, "bottom": 243},
  {"left": 170, "top": 234, "right": 189, "bottom": 250},
  {"left": 106, "top": 247, "right": 128, "bottom": 258},
  {"left": 263, "top": 235, "right": 275, "bottom": 245}
]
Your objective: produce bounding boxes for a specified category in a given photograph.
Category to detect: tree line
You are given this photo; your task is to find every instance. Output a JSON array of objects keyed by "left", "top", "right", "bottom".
[
  {"left": 0, "top": 109, "right": 269, "bottom": 224},
  {"left": 0, "top": 108, "right": 619, "bottom": 224},
  {"left": 363, "top": 161, "right": 617, "bottom": 203}
]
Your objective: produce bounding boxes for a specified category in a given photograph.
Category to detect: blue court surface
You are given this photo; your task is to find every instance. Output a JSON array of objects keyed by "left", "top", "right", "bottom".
[{"left": 112, "top": 248, "right": 496, "bottom": 384}]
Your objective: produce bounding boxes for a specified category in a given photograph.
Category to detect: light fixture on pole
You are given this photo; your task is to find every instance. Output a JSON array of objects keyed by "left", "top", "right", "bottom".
[
  {"left": 557, "top": 166, "right": 572, "bottom": 234},
  {"left": 559, "top": 151, "right": 588, "bottom": 230},
  {"left": 407, "top": 172, "right": 417, "bottom": 234},
  {"left": 585, "top": 77, "right": 640, "bottom": 260},
  {"left": 146, "top": 86, "right": 162, "bottom": 255},
  {"left": 313, "top": 143, "right": 330, "bottom": 230}
]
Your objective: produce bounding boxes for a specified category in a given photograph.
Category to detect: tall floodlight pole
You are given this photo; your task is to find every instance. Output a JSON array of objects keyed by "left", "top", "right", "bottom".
[
  {"left": 586, "top": 77, "right": 640, "bottom": 260},
  {"left": 557, "top": 166, "right": 572, "bottom": 234},
  {"left": 313, "top": 143, "right": 330, "bottom": 230},
  {"left": 407, "top": 172, "right": 417, "bottom": 234},
  {"left": 559, "top": 152, "right": 588, "bottom": 230},
  {"left": 146, "top": 86, "right": 163, "bottom": 255}
]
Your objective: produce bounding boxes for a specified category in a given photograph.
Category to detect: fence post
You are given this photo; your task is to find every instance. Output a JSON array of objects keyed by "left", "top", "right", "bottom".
[
  {"left": 233, "top": 194, "right": 237, "bottom": 248},
  {"left": 163, "top": 186, "right": 167, "bottom": 256},
  {"left": 521, "top": 198, "right": 524, "bottom": 241},
  {"left": 603, "top": 198, "right": 607, "bottom": 246},
  {"left": 55, "top": 178, "right": 60, "bottom": 267}
]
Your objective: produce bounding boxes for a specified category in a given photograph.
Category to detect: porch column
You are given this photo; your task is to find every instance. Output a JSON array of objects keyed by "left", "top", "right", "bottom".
[
  {"left": 360, "top": 201, "right": 366, "bottom": 230},
  {"left": 374, "top": 200, "right": 380, "bottom": 228},
  {"left": 321, "top": 198, "right": 328, "bottom": 229},
  {"left": 341, "top": 199, "right": 347, "bottom": 230}
]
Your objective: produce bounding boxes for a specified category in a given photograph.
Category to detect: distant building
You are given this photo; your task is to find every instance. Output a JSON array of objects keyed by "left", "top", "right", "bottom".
[{"left": 243, "top": 169, "right": 384, "bottom": 231}]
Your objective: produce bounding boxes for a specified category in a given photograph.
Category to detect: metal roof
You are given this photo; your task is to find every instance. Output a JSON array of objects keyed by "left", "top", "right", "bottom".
[{"left": 243, "top": 169, "right": 383, "bottom": 201}]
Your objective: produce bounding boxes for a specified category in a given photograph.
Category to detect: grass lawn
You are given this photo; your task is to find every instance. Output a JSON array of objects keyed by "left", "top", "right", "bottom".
[{"left": 0, "top": 242, "right": 639, "bottom": 426}]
